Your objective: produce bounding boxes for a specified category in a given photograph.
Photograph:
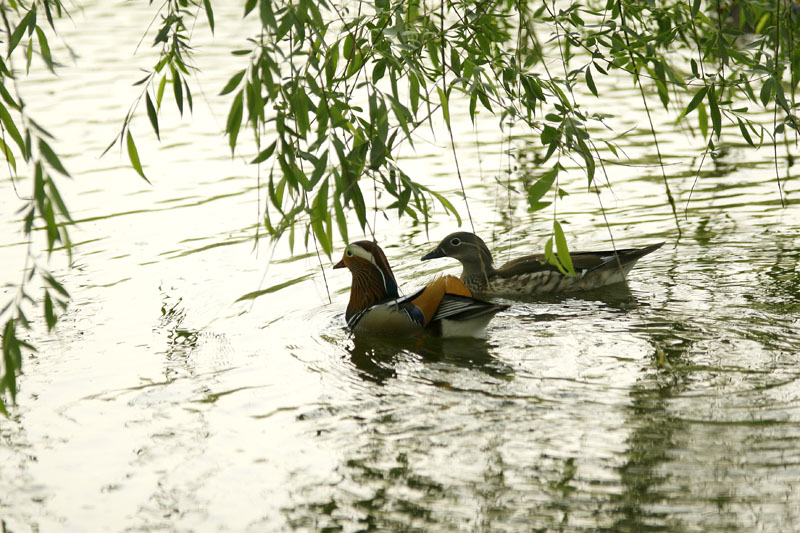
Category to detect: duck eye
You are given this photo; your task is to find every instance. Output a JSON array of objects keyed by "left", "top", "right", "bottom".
[
  {"left": 346, "top": 248, "right": 353, "bottom": 256},
  {"left": 450, "top": 238, "right": 461, "bottom": 246}
]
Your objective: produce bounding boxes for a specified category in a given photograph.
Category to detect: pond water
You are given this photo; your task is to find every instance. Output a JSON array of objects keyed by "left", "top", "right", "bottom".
[{"left": 1, "top": 2, "right": 800, "bottom": 532}]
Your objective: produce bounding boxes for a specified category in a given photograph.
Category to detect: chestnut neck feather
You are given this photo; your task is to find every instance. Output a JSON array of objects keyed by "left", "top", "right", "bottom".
[{"left": 345, "top": 257, "right": 395, "bottom": 321}]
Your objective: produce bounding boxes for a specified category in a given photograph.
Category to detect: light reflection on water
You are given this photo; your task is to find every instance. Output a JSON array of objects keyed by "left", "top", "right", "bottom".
[{"left": 1, "top": 2, "right": 799, "bottom": 532}]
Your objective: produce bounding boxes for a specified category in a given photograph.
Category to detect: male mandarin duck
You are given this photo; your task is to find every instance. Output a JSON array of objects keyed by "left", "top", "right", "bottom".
[
  {"left": 333, "top": 240, "right": 508, "bottom": 338},
  {"left": 421, "top": 231, "right": 664, "bottom": 297}
]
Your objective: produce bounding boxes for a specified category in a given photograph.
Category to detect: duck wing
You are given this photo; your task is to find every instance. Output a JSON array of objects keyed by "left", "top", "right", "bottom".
[
  {"left": 496, "top": 243, "right": 664, "bottom": 277},
  {"left": 569, "top": 243, "right": 664, "bottom": 273},
  {"left": 431, "top": 293, "right": 509, "bottom": 322}
]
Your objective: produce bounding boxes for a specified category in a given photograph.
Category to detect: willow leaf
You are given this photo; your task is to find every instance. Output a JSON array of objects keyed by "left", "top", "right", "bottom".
[{"left": 126, "top": 131, "right": 150, "bottom": 184}]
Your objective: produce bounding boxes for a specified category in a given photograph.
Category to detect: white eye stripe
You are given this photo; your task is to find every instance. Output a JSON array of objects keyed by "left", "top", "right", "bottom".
[{"left": 350, "top": 244, "right": 375, "bottom": 263}]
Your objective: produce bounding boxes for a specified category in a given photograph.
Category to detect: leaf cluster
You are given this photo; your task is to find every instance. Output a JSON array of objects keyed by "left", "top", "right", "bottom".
[
  {"left": 118, "top": 0, "right": 800, "bottom": 276},
  {"left": 1, "top": 0, "right": 73, "bottom": 413}
]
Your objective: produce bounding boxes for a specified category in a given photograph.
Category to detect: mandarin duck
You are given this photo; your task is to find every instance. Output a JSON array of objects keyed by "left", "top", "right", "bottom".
[
  {"left": 421, "top": 231, "right": 664, "bottom": 297},
  {"left": 333, "top": 240, "right": 508, "bottom": 338}
]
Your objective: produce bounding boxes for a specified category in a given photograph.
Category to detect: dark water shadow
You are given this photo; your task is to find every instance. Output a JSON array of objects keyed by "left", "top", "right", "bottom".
[
  {"left": 610, "top": 318, "right": 694, "bottom": 533},
  {"left": 345, "top": 334, "right": 512, "bottom": 385}
]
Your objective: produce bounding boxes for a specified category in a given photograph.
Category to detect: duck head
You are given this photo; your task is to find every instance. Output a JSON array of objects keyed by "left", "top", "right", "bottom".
[
  {"left": 421, "top": 232, "right": 495, "bottom": 271},
  {"left": 334, "top": 241, "right": 399, "bottom": 320}
]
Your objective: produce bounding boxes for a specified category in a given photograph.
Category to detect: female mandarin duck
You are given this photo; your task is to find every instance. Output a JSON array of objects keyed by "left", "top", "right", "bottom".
[
  {"left": 333, "top": 240, "right": 508, "bottom": 338},
  {"left": 421, "top": 231, "right": 663, "bottom": 297}
]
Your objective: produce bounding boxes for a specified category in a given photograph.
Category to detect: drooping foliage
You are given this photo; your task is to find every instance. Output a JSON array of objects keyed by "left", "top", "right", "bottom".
[
  {"left": 1, "top": 0, "right": 72, "bottom": 415},
  {"left": 128, "top": 0, "right": 797, "bottom": 258}
]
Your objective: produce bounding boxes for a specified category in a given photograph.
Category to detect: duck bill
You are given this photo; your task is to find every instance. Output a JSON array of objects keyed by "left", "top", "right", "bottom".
[
  {"left": 421, "top": 248, "right": 445, "bottom": 261},
  {"left": 333, "top": 259, "right": 345, "bottom": 269}
]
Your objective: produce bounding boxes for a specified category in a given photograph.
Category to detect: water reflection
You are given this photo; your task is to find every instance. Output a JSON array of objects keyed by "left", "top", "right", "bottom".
[
  {"left": 157, "top": 285, "right": 201, "bottom": 380},
  {"left": 346, "top": 334, "right": 512, "bottom": 385},
  {"left": 612, "top": 319, "right": 693, "bottom": 532}
]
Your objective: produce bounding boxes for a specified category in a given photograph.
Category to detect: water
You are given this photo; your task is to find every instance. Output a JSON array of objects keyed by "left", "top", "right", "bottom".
[{"left": 1, "top": 2, "right": 800, "bottom": 531}]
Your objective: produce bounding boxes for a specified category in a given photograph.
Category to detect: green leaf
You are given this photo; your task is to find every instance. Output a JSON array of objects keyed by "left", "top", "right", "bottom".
[
  {"left": 2, "top": 319, "right": 21, "bottom": 403},
  {"left": 43, "top": 0, "right": 55, "bottom": 30},
  {"left": 34, "top": 161, "right": 45, "bottom": 213},
  {"left": 697, "top": 100, "right": 708, "bottom": 139},
  {"left": 0, "top": 137, "right": 16, "bottom": 171},
  {"left": 220, "top": 69, "right": 246, "bottom": 96},
  {"left": 9, "top": 8, "right": 35, "bottom": 57},
  {"left": 203, "top": 0, "right": 215, "bottom": 33},
  {"left": 684, "top": 85, "right": 708, "bottom": 117},
  {"left": 409, "top": 73, "right": 420, "bottom": 113},
  {"left": 35, "top": 27, "right": 54, "bottom": 72},
  {"left": 325, "top": 42, "right": 339, "bottom": 83},
  {"left": 350, "top": 181, "right": 367, "bottom": 229},
  {"left": 541, "top": 128, "right": 560, "bottom": 149},
  {"left": 343, "top": 33, "right": 354, "bottom": 61},
  {"left": 553, "top": 220, "right": 575, "bottom": 276},
  {"left": 25, "top": 128, "right": 32, "bottom": 161},
  {"left": 433, "top": 189, "right": 461, "bottom": 224},
  {"left": 311, "top": 179, "right": 332, "bottom": 256},
  {"left": 146, "top": 92, "right": 160, "bottom": 140},
  {"left": 333, "top": 190, "right": 348, "bottom": 242},
  {"left": 0, "top": 102, "right": 26, "bottom": 155},
  {"left": 226, "top": 91, "right": 244, "bottom": 155},
  {"left": 157, "top": 74, "right": 168, "bottom": 109},
  {"left": 655, "top": 79, "right": 668, "bottom": 108},
  {"left": 527, "top": 166, "right": 558, "bottom": 205},
  {"left": 0, "top": 83, "right": 19, "bottom": 110},
  {"left": 755, "top": 12, "right": 769, "bottom": 34},
  {"left": 42, "top": 272, "right": 69, "bottom": 298},
  {"left": 544, "top": 237, "right": 563, "bottom": 274},
  {"left": 708, "top": 85, "right": 721, "bottom": 138},
  {"left": 372, "top": 60, "right": 386, "bottom": 83},
  {"left": 345, "top": 50, "right": 362, "bottom": 78},
  {"left": 46, "top": 178, "right": 72, "bottom": 222},
  {"left": 585, "top": 65, "right": 597, "bottom": 96},
  {"left": 44, "top": 291, "right": 56, "bottom": 331},
  {"left": 126, "top": 131, "right": 150, "bottom": 184},
  {"left": 294, "top": 86, "right": 310, "bottom": 137},
  {"left": 234, "top": 274, "right": 313, "bottom": 302},
  {"left": 528, "top": 201, "right": 552, "bottom": 212},
  {"left": 251, "top": 140, "right": 277, "bottom": 164},
  {"left": 574, "top": 130, "right": 595, "bottom": 185},
  {"left": 369, "top": 138, "right": 386, "bottom": 170},
  {"left": 437, "top": 87, "right": 450, "bottom": 128},
  {"left": 172, "top": 68, "right": 184, "bottom": 115},
  {"left": 309, "top": 150, "right": 328, "bottom": 187},
  {"left": 43, "top": 198, "right": 59, "bottom": 251},
  {"left": 469, "top": 91, "right": 477, "bottom": 123},
  {"left": 184, "top": 80, "right": 193, "bottom": 112},
  {"left": 259, "top": 0, "right": 277, "bottom": 30},
  {"left": 737, "top": 118, "right": 754, "bottom": 147},
  {"left": 28, "top": 6, "right": 37, "bottom": 36},
  {"left": 26, "top": 37, "right": 34, "bottom": 74},
  {"left": 760, "top": 78, "right": 773, "bottom": 107},
  {"left": 39, "top": 139, "right": 70, "bottom": 177}
]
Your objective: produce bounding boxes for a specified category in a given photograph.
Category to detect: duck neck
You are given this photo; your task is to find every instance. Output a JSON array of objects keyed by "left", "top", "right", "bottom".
[
  {"left": 346, "top": 262, "right": 397, "bottom": 321},
  {"left": 461, "top": 253, "right": 495, "bottom": 290}
]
